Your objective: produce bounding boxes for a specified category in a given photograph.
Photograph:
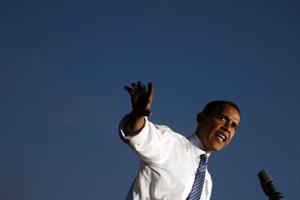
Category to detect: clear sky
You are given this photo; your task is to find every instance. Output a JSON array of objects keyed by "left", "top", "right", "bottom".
[{"left": 1, "top": 0, "right": 299, "bottom": 199}]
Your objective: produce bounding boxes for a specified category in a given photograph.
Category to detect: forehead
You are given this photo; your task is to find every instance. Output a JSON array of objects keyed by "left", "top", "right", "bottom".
[{"left": 214, "top": 105, "right": 240, "bottom": 123}]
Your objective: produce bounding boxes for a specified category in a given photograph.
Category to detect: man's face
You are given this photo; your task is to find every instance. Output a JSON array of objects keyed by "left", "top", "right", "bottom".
[{"left": 197, "top": 105, "right": 240, "bottom": 152}]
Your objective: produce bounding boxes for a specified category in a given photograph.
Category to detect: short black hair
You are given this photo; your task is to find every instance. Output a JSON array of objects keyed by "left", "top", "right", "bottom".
[{"left": 202, "top": 100, "right": 240, "bottom": 117}]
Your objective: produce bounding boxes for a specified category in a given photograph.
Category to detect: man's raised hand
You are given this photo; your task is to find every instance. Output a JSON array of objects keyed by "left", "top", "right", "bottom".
[{"left": 124, "top": 81, "right": 154, "bottom": 117}]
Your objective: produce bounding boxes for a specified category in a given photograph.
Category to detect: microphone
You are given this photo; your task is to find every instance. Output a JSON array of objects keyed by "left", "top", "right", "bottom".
[{"left": 258, "top": 169, "right": 284, "bottom": 200}]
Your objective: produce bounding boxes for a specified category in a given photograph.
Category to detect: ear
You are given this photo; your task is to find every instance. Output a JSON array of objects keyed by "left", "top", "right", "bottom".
[{"left": 196, "top": 112, "right": 206, "bottom": 124}]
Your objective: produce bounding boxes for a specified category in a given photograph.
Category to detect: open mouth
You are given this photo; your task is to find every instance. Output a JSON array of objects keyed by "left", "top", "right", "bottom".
[{"left": 215, "top": 131, "right": 228, "bottom": 143}]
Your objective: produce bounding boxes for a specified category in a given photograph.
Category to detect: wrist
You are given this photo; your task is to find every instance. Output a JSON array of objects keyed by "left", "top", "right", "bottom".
[
  {"left": 131, "top": 109, "right": 151, "bottom": 117},
  {"left": 124, "top": 112, "right": 146, "bottom": 136}
]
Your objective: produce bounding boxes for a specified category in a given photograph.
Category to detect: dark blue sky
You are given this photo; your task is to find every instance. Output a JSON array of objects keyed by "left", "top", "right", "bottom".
[{"left": 1, "top": 0, "right": 299, "bottom": 199}]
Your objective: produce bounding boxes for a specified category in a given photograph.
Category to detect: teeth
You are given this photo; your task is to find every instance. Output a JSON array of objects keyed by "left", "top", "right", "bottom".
[{"left": 216, "top": 133, "right": 226, "bottom": 141}]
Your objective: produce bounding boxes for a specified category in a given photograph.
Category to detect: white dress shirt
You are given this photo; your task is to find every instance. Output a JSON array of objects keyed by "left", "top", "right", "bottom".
[{"left": 120, "top": 117, "right": 212, "bottom": 200}]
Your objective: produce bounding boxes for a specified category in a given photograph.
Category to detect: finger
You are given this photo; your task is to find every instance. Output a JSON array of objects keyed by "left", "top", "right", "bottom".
[
  {"left": 124, "top": 86, "right": 134, "bottom": 95},
  {"left": 140, "top": 82, "right": 146, "bottom": 93},
  {"left": 146, "top": 82, "right": 154, "bottom": 100},
  {"left": 131, "top": 82, "right": 141, "bottom": 93},
  {"left": 137, "top": 81, "right": 146, "bottom": 93},
  {"left": 131, "top": 83, "right": 137, "bottom": 88}
]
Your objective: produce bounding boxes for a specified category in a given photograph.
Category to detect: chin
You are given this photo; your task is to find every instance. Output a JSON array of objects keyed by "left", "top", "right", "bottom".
[{"left": 211, "top": 144, "right": 226, "bottom": 152}]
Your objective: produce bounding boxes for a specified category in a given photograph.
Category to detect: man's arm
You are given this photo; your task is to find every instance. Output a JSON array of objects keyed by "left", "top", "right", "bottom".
[{"left": 122, "top": 81, "right": 154, "bottom": 137}]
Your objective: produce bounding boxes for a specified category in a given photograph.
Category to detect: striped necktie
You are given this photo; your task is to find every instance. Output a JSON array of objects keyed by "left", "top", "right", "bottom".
[{"left": 187, "top": 154, "right": 208, "bottom": 200}]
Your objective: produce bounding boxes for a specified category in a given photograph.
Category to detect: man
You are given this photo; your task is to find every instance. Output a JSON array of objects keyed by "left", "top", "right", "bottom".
[{"left": 119, "top": 81, "right": 240, "bottom": 200}]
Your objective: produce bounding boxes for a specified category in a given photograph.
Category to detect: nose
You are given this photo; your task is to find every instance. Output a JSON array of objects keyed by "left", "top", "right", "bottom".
[
  {"left": 221, "top": 124, "right": 229, "bottom": 132},
  {"left": 222, "top": 122, "right": 231, "bottom": 133}
]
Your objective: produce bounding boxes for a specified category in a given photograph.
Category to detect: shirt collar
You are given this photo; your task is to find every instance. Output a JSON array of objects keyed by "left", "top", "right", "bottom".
[{"left": 188, "top": 134, "right": 211, "bottom": 157}]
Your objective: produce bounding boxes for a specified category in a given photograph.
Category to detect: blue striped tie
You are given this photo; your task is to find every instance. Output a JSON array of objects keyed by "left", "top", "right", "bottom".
[{"left": 187, "top": 154, "right": 208, "bottom": 200}]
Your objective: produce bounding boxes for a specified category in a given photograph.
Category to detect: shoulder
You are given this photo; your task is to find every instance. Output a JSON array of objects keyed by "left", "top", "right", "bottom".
[
  {"left": 151, "top": 123, "right": 188, "bottom": 140},
  {"left": 152, "top": 123, "right": 194, "bottom": 151}
]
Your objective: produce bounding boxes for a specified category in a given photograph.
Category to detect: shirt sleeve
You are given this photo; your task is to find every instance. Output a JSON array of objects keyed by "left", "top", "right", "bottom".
[{"left": 119, "top": 115, "right": 175, "bottom": 164}]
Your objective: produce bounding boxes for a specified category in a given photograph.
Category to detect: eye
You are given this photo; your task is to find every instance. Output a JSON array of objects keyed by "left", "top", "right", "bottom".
[
  {"left": 217, "top": 114, "right": 227, "bottom": 122},
  {"left": 231, "top": 123, "right": 238, "bottom": 130},
  {"left": 216, "top": 114, "right": 228, "bottom": 124}
]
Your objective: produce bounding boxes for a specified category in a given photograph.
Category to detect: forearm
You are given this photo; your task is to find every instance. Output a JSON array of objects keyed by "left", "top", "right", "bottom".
[{"left": 123, "top": 111, "right": 146, "bottom": 136}]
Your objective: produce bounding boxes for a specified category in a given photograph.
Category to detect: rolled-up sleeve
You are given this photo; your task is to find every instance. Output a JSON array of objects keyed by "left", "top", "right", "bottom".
[{"left": 119, "top": 116, "right": 174, "bottom": 164}]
